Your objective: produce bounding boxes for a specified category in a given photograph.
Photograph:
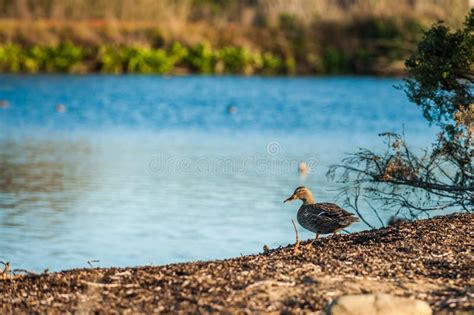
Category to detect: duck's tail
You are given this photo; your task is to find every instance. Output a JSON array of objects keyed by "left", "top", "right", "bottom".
[
  {"left": 349, "top": 215, "right": 360, "bottom": 223},
  {"left": 339, "top": 214, "right": 359, "bottom": 228}
]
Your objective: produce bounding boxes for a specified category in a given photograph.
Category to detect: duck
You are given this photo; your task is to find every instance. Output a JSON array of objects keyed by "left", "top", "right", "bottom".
[
  {"left": 56, "top": 104, "right": 66, "bottom": 113},
  {"left": 284, "top": 186, "right": 358, "bottom": 239},
  {"left": 227, "top": 105, "right": 237, "bottom": 114}
]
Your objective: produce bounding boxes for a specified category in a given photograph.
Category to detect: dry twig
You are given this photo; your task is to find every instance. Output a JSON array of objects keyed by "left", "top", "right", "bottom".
[{"left": 291, "top": 219, "right": 301, "bottom": 255}]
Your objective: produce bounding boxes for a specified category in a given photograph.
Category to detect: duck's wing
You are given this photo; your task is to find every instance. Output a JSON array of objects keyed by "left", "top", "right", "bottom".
[{"left": 306, "top": 203, "right": 359, "bottom": 224}]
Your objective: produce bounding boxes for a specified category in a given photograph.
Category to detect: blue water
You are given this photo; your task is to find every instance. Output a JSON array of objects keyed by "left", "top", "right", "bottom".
[{"left": 0, "top": 75, "right": 435, "bottom": 271}]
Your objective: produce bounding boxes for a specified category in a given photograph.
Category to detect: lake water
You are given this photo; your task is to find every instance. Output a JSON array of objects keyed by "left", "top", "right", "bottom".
[{"left": 0, "top": 75, "right": 435, "bottom": 271}]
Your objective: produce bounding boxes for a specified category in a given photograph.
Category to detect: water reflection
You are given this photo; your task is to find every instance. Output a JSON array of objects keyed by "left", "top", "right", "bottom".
[{"left": 0, "top": 141, "right": 92, "bottom": 254}]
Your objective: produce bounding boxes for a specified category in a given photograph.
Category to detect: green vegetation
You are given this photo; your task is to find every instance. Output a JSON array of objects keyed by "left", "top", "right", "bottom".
[
  {"left": 0, "top": 43, "right": 83, "bottom": 73},
  {"left": 0, "top": 42, "right": 294, "bottom": 75},
  {"left": 404, "top": 10, "right": 473, "bottom": 135},
  {"left": 0, "top": 20, "right": 421, "bottom": 76},
  {"left": 0, "top": 0, "right": 467, "bottom": 74}
]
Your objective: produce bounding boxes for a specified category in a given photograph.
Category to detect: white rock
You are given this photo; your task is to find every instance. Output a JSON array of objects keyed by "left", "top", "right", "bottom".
[{"left": 327, "top": 293, "right": 432, "bottom": 315}]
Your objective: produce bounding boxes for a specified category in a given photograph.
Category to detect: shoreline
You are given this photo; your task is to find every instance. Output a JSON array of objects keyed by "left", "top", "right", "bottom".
[{"left": 1, "top": 213, "right": 472, "bottom": 313}]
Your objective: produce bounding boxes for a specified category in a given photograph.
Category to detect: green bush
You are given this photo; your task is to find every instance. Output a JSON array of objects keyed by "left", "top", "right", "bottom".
[
  {"left": 218, "top": 46, "right": 253, "bottom": 74},
  {"left": 186, "top": 42, "right": 217, "bottom": 74},
  {"left": 43, "top": 42, "right": 83, "bottom": 72},
  {"left": 0, "top": 43, "right": 83, "bottom": 73},
  {"left": 126, "top": 48, "right": 172, "bottom": 73},
  {"left": 168, "top": 42, "right": 188, "bottom": 65},
  {"left": 0, "top": 44, "right": 22, "bottom": 72},
  {"left": 23, "top": 46, "right": 47, "bottom": 73},
  {"left": 260, "top": 52, "right": 282, "bottom": 74},
  {"left": 98, "top": 45, "right": 127, "bottom": 73}
]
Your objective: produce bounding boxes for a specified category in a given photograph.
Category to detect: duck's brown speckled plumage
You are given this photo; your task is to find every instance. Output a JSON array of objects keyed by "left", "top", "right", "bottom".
[
  {"left": 284, "top": 186, "right": 358, "bottom": 236},
  {"left": 296, "top": 202, "right": 359, "bottom": 234}
]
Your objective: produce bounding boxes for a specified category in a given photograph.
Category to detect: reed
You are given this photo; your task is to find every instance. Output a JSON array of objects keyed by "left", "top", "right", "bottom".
[{"left": 0, "top": 0, "right": 466, "bottom": 25}]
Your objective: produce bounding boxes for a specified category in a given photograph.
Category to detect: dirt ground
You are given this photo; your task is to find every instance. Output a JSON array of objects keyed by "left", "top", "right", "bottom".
[{"left": 1, "top": 213, "right": 473, "bottom": 314}]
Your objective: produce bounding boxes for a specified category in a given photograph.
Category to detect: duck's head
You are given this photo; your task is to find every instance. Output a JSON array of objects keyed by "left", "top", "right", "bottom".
[{"left": 284, "top": 186, "right": 315, "bottom": 205}]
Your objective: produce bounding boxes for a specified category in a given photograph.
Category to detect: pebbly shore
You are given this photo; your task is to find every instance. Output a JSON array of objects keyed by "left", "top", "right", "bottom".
[{"left": 1, "top": 213, "right": 472, "bottom": 314}]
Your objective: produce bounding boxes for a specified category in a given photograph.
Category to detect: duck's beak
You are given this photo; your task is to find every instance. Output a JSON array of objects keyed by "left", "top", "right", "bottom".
[{"left": 283, "top": 194, "right": 297, "bottom": 203}]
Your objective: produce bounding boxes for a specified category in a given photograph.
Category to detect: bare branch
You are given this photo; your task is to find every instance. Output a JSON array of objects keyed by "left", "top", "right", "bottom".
[{"left": 328, "top": 131, "right": 472, "bottom": 225}]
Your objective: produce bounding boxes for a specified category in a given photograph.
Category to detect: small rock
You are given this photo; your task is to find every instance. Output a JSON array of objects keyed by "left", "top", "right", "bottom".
[
  {"left": 326, "top": 293, "right": 432, "bottom": 315},
  {"left": 388, "top": 216, "right": 409, "bottom": 226}
]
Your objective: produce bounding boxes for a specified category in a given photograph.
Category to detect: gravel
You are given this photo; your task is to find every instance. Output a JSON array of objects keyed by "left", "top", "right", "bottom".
[{"left": 1, "top": 213, "right": 472, "bottom": 314}]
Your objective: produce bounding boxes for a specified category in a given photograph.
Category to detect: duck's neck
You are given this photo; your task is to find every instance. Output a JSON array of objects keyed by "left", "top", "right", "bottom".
[{"left": 301, "top": 193, "right": 315, "bottom": 205}]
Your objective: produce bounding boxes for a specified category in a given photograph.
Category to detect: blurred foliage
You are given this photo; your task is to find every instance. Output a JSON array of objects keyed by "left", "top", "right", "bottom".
[
  {"left": 0, "top": 44, "right": 21, "bottom": 72},
  {"left": 186, "top": 42, "right": 217, "bottom": 74},
  {"left": 98, "top": 46, "right": 126, "bottom": 74},
  {"left": 257, "top": 52, "right": 282, "bottom": 74},
  {"left": 322, "top": 48, "right": 349, "bottom": 74},
  {"left": 0, "top": 0, "right": 465, "bottom": 26},
  {"left": 309, "top": 17, "right": 425, "bottom": 74},
  {"left": 0, "top": 0, "right": 466, "bottom": 74},
  {"left": 219, "top": 46, "right": 252, "bottom": 74},
  {"left": 0, "top": 41, "right": 292, "bottom": 75},
  {"left": 0, "top": 42, "right": 83, "bottom": 73},
  {"left": 404, "top": 8, "right": 473, "bottom": 135},
  {"left": 0, "top": 15, "right": 429, "bottom": 75}
]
